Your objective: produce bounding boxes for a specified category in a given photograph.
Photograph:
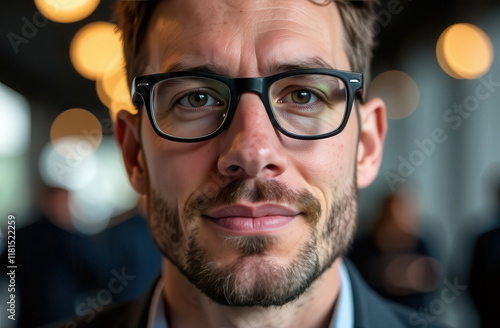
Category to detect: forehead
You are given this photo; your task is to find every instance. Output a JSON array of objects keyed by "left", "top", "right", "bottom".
[{"left": 145, "top": 0, "right": 349, "bottom": 76}]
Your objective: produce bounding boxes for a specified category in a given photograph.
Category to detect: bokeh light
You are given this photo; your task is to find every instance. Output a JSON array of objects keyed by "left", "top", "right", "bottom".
[
  {"left": 96, "top": 56, "right": 124, "bottom": 109},
  {"left": 407, "top": 257, "right": 442, "bottom": 293},
  {"left": 436, "top": 23, "right": 494, "bottom": 80},
  {"left": 0, "top": 83, "right": 30, "bottom": 156},
  {"left": 95, "top": 56, "right": 137, "bottom": 119},
  {"left": 0, "top": 83, "right": 31, "bottom": 228},
  {"left": 368, "top": 70, "right": 420, "bottom": 120},
  {"left": 109, "top": 76, "right": 136, "bottom": 120},
  {"left": 70, "top": 22, "right": 122, "bottom": 80},
  {"left": 34, "top": 0, "right": 100, "bottom": 23},
  {"left": 383, "top": 255, "right": 441, "bottom": 295},
  {"left": 50, "top": 108, "right": 102, "bottom": 159},
  {"left": 39, "top": 140, "right": 98, "bottom": 190},
  {"left": 69, "top": 189, "right": 113, "bottom": 234},
  {"left": 69, "top": 138, "right": 138, "bottom": 234},
  {"left": 39, "top": 137, "right": 138, "bottom": 235}
]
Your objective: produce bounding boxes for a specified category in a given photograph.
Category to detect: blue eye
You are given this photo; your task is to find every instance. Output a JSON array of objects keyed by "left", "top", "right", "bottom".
[{"left": 179, "top": 92, "right": 221, "bottom": 108}]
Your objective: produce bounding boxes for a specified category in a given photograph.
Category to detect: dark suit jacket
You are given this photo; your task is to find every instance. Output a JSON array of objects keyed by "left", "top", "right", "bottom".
[
  {"left": 50, "top": 259, "right": 448, "bottom": 328},
  {"left": 469, "top": 225, "right": 500, "bottom": 328}
]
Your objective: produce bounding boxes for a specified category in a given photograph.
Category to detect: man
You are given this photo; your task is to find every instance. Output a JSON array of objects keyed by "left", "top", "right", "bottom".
[{"left": 59, "top": 0, "right": 447, "bottom": 327}]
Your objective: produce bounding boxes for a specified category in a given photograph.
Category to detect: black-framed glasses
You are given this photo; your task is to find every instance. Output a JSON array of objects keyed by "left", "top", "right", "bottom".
[{"left": 131, "top": 69, "right": 363, "bottom": 142}]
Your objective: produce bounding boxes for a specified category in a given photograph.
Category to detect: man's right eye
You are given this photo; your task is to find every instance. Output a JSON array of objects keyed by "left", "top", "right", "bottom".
[{"left": 278, "top": 89, "right": 320, "bottom": 105}]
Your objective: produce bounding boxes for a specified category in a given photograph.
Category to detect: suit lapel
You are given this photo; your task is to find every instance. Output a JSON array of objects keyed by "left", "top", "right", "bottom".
[
  {"left": 112, "top": 276, "right": 161, "bottom": 328},
  {"left": 344, "top": 258, "right": 408, "bottom": 328}
]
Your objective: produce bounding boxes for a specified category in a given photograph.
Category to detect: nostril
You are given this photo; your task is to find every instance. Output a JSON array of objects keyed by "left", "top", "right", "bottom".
[
  {"left": 229, "top": 165, "right": 240, "bottom": 172},
  {"left": 265, "top": 164, "right": 279, "bottom": 172}
]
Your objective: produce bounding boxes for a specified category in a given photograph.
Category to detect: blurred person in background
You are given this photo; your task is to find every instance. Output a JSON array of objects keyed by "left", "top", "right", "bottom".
[
  {"left": 348, "top": 192, "right": 443, "bottom": 309},
  {"left": 0, "top": 187, "right": 161, "bottom": 327}
]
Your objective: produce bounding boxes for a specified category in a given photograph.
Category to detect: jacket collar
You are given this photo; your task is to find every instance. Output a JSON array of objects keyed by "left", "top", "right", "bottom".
[{"left": 344, "top": 258, "right": 409, "bottom": 328}]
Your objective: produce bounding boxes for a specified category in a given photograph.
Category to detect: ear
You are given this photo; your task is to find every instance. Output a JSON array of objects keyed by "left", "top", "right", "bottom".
[
  {"left": 115, "top": 110, "right": 148, "bottom": 195},
  {"left": 356, "top": 97, "right": 387, "bottom": 189}
]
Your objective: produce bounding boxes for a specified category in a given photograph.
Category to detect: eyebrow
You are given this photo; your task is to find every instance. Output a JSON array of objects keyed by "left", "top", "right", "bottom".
[
  {"left": 265, "top": 57, "right": 335, "bottom": 75},
  {"left": 163, "top": 56, "right": 335, "bottom": 77}
]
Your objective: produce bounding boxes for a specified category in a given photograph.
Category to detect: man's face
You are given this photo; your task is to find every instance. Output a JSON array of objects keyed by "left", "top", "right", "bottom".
[{"left": 119, "top": 0, "right": 384, "bottom": 307}]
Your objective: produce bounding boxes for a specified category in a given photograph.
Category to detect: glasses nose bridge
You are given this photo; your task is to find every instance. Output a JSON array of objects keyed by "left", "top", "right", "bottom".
[{"left": 234, "top": 77, "right": 266, "bottom": 100}]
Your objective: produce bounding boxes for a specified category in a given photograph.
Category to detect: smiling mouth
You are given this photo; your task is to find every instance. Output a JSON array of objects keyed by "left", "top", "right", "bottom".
[{"left": 204, "top": 204, "right": 299, "bottom": 235}]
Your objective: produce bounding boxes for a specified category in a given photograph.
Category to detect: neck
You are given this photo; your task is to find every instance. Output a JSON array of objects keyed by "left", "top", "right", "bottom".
[{"left": 161, "top": 258, "right": 342, "bottom": 328}]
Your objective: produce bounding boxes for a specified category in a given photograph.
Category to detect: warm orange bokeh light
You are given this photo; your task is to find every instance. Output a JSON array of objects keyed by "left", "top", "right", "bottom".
[
  {"left": 96, "top": 56, "right": 137, "bottom": 120},
  {"left": 35, "top": 0, "right": 100, "bottom": 23},
  {"left": 437, "top": 23, "right": 494, "bottom": 80},
  {"left": 70, "top": 22, "right": 122, "bottom": 80},
  {"left": 96, "top": 56, "right": 125, "bottom": 108},
  {"left": 109, "top": 76, "right": 137, "bottom": 120},
  {"left": 50, "top": 108, "right": 102, "bottom": 159}
]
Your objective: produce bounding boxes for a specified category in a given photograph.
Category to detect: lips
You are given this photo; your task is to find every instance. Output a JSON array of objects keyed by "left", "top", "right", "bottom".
[{"left": 204, "top": 204, "right": 299, "bottom": 234}]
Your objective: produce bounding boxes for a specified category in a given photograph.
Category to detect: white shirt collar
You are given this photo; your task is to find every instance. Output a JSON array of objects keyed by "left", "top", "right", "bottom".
[
  {"left": 148, "top": 261, "right": 354, "bottom": 328},
  {"left": 148, "top": 277, "right": 167, "bottom": 328},
  {"left": 330, "top": 261, "right": 355, "bottom": 328}
]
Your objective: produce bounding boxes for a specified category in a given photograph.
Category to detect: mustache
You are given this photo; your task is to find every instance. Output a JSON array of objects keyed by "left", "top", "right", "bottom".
[{"left": 185, "top": 179, "right": 322, "bottom": 224}]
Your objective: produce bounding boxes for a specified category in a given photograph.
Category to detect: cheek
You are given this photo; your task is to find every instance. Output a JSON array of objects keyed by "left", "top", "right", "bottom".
[
  {"left": 142, "top": 129, "right": 219, "bottom": 206},
  {"left": 286, "top": 119, "right": 358, "bottom": 213},
  {"left": 291, "top": 136, "right": 356, "bottom": 188},
  {"left": 149, "top": 154, "right": 201, "bottom": 196}
]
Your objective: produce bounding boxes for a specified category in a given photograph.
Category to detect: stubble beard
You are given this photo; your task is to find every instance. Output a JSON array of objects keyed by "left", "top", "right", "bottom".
[{"left": 146, "top": 178, "right": 358, "bottom": 307}]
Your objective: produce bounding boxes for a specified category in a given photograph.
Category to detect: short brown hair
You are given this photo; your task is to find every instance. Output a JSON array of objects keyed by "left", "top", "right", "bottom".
[{"left": 114, "top": 0, "right": 377, "bottom": 88}]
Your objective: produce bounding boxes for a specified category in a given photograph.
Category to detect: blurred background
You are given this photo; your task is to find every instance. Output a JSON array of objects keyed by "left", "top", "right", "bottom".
[{"left": 0, "top": 0, "right": 499, "bottom": 327}]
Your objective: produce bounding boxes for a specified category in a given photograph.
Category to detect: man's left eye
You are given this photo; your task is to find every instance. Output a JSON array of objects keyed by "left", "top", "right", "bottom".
[
  {"left": 179, "top": 92, "right": 220, "bottom": 108},
  {"left": 281, "top": 89, "right": 319, "bottom": 104}
]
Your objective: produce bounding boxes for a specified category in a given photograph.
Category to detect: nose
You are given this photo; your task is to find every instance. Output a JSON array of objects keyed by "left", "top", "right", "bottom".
[{"left": 217, "top": 94, "right": 288, "bottom": 178}]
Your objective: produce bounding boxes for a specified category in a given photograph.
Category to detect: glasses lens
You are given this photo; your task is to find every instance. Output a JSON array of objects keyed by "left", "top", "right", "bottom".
[
  {"left": 152, "top": 77, "right": 231, "bottom": 138},
  {"left": 269, "top": 74, "right": 347, "bottom": 137}
]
